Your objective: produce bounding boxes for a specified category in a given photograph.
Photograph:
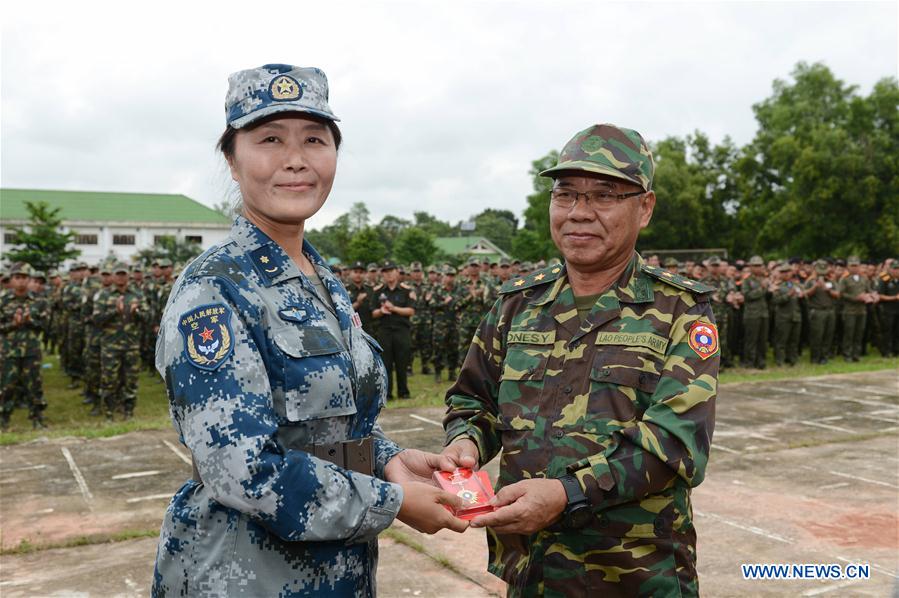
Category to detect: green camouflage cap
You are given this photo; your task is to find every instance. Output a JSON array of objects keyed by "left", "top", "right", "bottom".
[
  {"left": 748, "top": 255, "right": 765, "bottom": 266},
  {"left": 410, "top": 261, "right": 423, "bottom": 272},
  {"left": 366, "top": 262, "right": 378, "bottom": 272},
  {"left": 130, "top": 263, "right": 144, "bottom": 272},
  {"left": 498, "top": 257, "right": 511, "bottom": 267},
  {"left": 443, "top": 265, "right": 458, "bottom": 275},
  {"left": 158, "top": 258, "right": 173, "bottom": 268},
  {"left": 540, "top": 123, "right": 655, "bottom": 191},
  {"left": 707, "top": 256, "right": 722, "bottom": 266},
  {"left": 100, "top": 262, "right": 113, "bottom": 274},
  {"left": 889, "top": 259, "right": 899, "bottom": 269},
  {"left": 31, "top": 270, "right": 47, "bottom": 280},
  {"left": 9, "top": 262, "right": 33, "bottom": 276},
  {"left": 847, "top": 255, "right": 860, "bottom": 265},
  {"left": 814, "top": 260, "right": 829, "bottom": 273},
  {"left": 663, "top": 257, "right": 679, "bottom": 267},
  {"left": 777, "top": 262, "right": 792, "bottom": 272},
  {"left": 467, "top": 256, "right": 481, "bottom": 266},
  {"left": 48, "top": 269, "right": 60, "bottom": 278},
  {"left": 113, "top": 262, "right": 130, "bottom": 274},
  {"left": 427, "top": 265, "right": 438, "bottom": 273}
]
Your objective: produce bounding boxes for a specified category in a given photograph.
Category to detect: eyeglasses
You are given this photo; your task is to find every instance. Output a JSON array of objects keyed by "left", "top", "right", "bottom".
[{"left": 550, "top": 188, "right": 645, "bottom": 209}]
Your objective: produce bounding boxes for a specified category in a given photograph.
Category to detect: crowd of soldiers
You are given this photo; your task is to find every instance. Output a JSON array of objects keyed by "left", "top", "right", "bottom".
[
  {"left": 0, "top": 259, "right": 175, "bottom": 429},
  {"left": 2, "top": 251, "right": 897, "bottom": 422}
]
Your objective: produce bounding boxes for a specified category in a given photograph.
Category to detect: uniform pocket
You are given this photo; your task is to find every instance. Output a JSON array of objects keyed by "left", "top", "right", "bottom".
[
  {"left": 500, "top": 343, "right": 551, "bottom": 381},
  {"left": 273, "top": 325, "right": 356, "bottom": 421}
]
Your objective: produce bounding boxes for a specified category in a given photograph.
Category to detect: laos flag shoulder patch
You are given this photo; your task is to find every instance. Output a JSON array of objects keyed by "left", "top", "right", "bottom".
[
  {"left": 178, "top": 303, "right": 234, "bottom": 370},
  {"left": 687, "top": 320, "right": 719, "bottom": 360}
]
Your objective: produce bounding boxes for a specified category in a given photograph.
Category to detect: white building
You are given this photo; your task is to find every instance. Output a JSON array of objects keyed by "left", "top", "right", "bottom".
[{"left": 0, "top": 188, "right": 231, "bottom": 266}]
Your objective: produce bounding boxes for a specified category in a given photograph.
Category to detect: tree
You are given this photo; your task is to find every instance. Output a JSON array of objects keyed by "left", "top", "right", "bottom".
[
  {"left": 346, "top": 226, "right": 388, "bottom": 265},
  {"left": 212, "top": 199, "right": 234, "bottom": 218},
  {"left": 348, "top": 202, "right": 370, "bottom": 232},
  {"left": 5, "top": 200, "right": 80, "bottom": 271},
  {"left": 413, "top": 211, "right": 454, "bottom": 237},
  {"left": 734, "top": 62, "right": 898, "bottom": 258},
  {"left": 376, "top": 215, "right": 411, "bottom": 255},
  {"left": 134, "top": 236, "right": 203, "bottom": 267},
  {"left": 306, "top": 213, "right": 353, "bottom": 261},
  {"left": 473, "top": 209, "right": 518, "bottom": 253},
  {"left": 393, "top": 227, "right": 437, "bottom": 265},
  {"left": 511, "top": 151, "right": 559, "bottom": 261}
]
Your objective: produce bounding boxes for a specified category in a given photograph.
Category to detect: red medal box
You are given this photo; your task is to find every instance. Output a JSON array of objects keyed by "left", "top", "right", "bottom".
[{"left": 433, "top": 468, "right": 496, "bottom": 520}]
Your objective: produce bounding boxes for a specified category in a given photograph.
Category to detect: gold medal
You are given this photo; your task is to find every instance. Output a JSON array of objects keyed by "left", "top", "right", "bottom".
[{"left": 457, "top": 489, "right": 479, "bottom": 504}]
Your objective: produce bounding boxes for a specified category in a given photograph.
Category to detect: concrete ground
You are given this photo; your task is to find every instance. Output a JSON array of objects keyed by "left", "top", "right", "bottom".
[{"left": 1, "top": 370, "right": 896, "bottom": 597}]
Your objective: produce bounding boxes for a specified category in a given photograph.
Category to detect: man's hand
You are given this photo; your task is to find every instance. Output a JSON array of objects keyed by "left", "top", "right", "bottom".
[
  {"left": 438, "top": 438, "right": 479, "bottom": 472},
  {"left": 385, "top": 449, "right": 443, "bottom": 486},
  {"left": 116, "top": 296, "right": 125, "bottom": 314},
  {"left": 396, "top": 482, "right": 470, "bottom": 534},
  {"left": 13, "top": 308, "right": 23, "bottom": 326},
  {"left": 469, "top": 478, "right": 568, "bottom": 535}
]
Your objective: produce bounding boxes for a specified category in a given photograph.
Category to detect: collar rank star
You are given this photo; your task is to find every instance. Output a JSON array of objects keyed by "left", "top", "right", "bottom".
[
  {"left": 251, "top": 247, "right": 283, "bottom": 281},
  {"left": 178, "top": 304, "right": 235, "bottom": 370},
  {"left": 688, "top": 320, "right": 719, "bottom": 360}
]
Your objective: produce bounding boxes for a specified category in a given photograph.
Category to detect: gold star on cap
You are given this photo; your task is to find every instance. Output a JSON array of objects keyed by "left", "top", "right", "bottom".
[
  {"left": 270, "top": 75, "right": 301, "bottom": 101},
  {"left": 534, "top": 273, "right": 545, "bottom": 281},
  {"left": 514, "top": 279, "right": 525, "bottom": 286},
  {"left": 551, "top": 267, "right": 561, "bottom": 273}
]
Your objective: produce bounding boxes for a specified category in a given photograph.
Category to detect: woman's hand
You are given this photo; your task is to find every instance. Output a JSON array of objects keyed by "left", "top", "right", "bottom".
[
  {"left": 385, "top": 449, "right": 443, "bottom": 486},
  {"left": 397, "top": 482, "right": 469, "bottom": 534}
]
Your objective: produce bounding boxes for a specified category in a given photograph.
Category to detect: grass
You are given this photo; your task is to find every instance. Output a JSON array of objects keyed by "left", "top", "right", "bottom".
[
  {"left": 1, "top": 349, "right": 895, "bottom": 445},
  {"left": 1, "top": 528, "right": 159, "bottom": 556}
]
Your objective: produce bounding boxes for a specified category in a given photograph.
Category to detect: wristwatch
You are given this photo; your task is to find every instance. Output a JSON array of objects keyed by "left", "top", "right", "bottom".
[{"left": 557, "top": 474, "right": 592, "bottom": 529}]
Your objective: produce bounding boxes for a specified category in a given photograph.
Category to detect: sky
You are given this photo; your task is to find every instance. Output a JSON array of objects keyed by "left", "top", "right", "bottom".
[{"left": 2, "top": 1, "right": 897, "bottom": 231}]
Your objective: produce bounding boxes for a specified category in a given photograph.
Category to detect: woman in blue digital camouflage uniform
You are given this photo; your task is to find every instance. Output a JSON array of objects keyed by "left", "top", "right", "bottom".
[{"left": 152, "top": 64, "right": 467, "bottom": 597}]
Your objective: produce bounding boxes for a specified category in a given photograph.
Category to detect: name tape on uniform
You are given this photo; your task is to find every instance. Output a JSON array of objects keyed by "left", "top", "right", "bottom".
[
  {"left": 595, "top": 331, "right": 669, "bottom": 354},
  {"left": 507, "top": 330, "right": 556, "bottom": 345}
]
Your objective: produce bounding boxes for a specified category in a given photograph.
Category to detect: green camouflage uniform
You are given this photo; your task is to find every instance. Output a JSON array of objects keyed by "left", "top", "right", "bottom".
[
  {"left": 62, "top": 278, "right": 86, "bottom": 381},
  {"left": 92, "top": 283, "right": 148, "bottom": 418},
  {"left": 444, "top": 256, "right": 718, "bottom": 596},
  {"left": 457, "top": 275, "right": 489, "bottom": 361},
  {"left": 412, "top": 280, "right": 434, "bottom": 373},
  {"left": 428, "top": 281, "right": 460, "bottom": 376},
  {"left": 82, "top": 276, "right": 104, "bottom": 407},
  {"left": 1, "top": 290, "right": 48, "bottom": 426},
  {"left": 701, "top": 272, "right": 734, "bottom": 365},
  {"left": 877, "top": 266, "right": 899, "bottom": 356},
  {"left": 803, "top": 267, "right": 836, "bottom": 363}
]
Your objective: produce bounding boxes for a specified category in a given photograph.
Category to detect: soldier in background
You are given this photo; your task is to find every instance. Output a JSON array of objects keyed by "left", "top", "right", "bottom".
[
  {"left": 702, "top": 257, "right": 736, "bottom": 368},
  {"left": 804, "top": 260, "right": 839, "bottom": 364},
  {"left": 0, "top": 263, "right": 48, "bottom": 430},
  {"left": 742, "top": 255, "right": 770, "bottom": 369},
  {"left": 370, "top": 261, "right": 415, "bottom": 400},
  {"left": 47, "top": 270, "right": 65, "bottom": 355},
  {"left": 407, "top": 262, "right": 432, "bottom": 375},
  {"left": 771, "top": 263, "right": 803, "bottom": 366},
  {"left": 877, "top": 259, "right": 899, "bottom": 357},
  {"left": 61, "top": 263, "right": 88, "bottom": 386},
  {"left": 427, "top": 266, "right": 459, "bottom": 380},
  {"left": 839, "top": 256, "right": 876, "bottom": 362},
  {"left": 346, "top": 261, "right": 373, "bottom": 334},
  {"left": 457, "top": 257, "right": 488, "bottom": 363},
  {"left": 82, "top": 263, "right": 109, "bottom": 413},
  {"left": 93, "top": 263, "right": 147, "bottom": 420},
  {"left": 663, "top": 256, "right": 679, "bottom": 274}
]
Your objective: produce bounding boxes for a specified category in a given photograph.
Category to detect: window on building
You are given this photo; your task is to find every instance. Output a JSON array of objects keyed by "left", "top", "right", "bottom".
[
  {"left": 113, "top": 234, "right": 135, "bottom": 245},
  {"left": 75, "top": 234, "right": 99, "bottom": 245},
  {"left": 154, "top": 235, "right": 174, "bottom": 245},
  {"left": 185, "top": 235, "right": 203, "bottom": 244},
  {"left": 3, "top": 233, "right": 18, "bottom": 244}
]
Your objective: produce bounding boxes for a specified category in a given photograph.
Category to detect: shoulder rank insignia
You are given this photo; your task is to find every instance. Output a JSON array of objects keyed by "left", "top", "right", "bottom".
[
  {"left": 500, "top": 264, "right": 564, "bottom": 294},
  {"left": 641, "top": 264, "right": 715, "bottom": 294},
  {"left": 688, "top": 320, "right": 719, "bottom": 360},
  {"left": 251, "top": 246, "right": 284, "bottom": 282},
  {"left": 179, "top": 303, "right": 234, "bottom": 371}
]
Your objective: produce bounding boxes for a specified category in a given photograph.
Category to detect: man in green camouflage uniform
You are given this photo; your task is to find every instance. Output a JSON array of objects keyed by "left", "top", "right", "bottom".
[
  {"left": 428, "top": 266, "right": 461, "bottom": 380},
  {"left": 877, "top": 259, "right": 899, "bottom": 357},
  {"left": 741, "top": 255, "right": 770, "bottom": 369},
  {"left": 838, "top": 256, "right": 874, "bottom": 361},
  {"left": 408, "top": 261, "right": 432, "bottom": 374},
  {"left": 772, "top": 263, "right": 803, "bottom": 366},
  {"left": 440, "top": 124, "right": 717, "bottom": 597},
  {"left": 61, "top": 263, "right": 88, "bottom": 385},
  {"left": 92, "top": 263, "right": 148, "bottom": 420},
  {"left": 701, "top": 256, "right": 735, "bottom": 368},
  {"left": 457, "top": 257, "right": 490, "bottom": 361},
  {"left": 82, "top": 264, "right": 108, "bottom": 412},
  {"left": 1, "top": 263, "right": 49, "bottom": 430},
  {"left": 803, "top": 261, "right": 839, "bottom": 363}
]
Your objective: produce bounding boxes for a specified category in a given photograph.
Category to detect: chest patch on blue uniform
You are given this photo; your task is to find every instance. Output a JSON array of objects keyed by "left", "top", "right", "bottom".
[{"left": 178, "top": 303, "right": 235, "bottom": 371}]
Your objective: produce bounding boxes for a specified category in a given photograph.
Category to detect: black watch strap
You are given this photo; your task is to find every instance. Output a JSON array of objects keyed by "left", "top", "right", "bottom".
[{"left": 558, "top": 474, "right": 588, "bottom": 507}]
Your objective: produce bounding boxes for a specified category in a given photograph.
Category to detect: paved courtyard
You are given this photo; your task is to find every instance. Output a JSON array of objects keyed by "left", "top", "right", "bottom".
[{"left": 1, "top": 370, "right": 897, "bottom": 597}]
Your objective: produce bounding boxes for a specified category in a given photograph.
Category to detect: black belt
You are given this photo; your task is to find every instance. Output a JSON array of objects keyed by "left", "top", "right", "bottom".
[{"left": 190, "top": 436, "right": 374, "bottom": 483}]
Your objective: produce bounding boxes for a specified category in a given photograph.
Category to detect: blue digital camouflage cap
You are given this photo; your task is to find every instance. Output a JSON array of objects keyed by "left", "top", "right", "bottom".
[{"left": 225, "top": 64, "right": 339, "bottom": 129}]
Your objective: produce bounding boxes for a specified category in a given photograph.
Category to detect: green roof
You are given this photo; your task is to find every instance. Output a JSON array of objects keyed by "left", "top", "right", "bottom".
[
  {"left": 434, "top": 236, "right": 508, "bottom": 258},
  {"left": 0, "top": 188, "right": 230, "bottom": 226}
]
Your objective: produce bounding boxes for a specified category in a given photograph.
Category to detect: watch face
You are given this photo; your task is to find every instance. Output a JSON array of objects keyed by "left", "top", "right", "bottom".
[{"left": 566, "top": 505, "right": 593, "bottom": 529}]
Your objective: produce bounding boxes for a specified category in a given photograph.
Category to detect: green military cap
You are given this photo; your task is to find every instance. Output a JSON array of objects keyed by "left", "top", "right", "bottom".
[
  {"left": 498, "top": 257, "right": 511, "bottom": 267},
  {"left": 427, "top": 264, "right": 438, "bottom": 273},
  {"left": 158, "top": 258, "right": 174, "bottom": 268},
  {"left": 481, "top": 257, "right": 491, "bottom": 265},
  {"left": 410, "top": 261, "right": 423, "bottom": 272},
  {"left": 663, "top": 257, "right": 679, "bottom": 267},
  {"left": 366, "top": 262, "right": 378, "bottom": 272},
  {"left": 130, "top": 263, "right": 144, "bottom": 272},
  {"left": 707, "top": 256, "right": 722, "bottom": 266},
  {"left": 889, "top": 259, "right": 899, "bottom": 269},
  {"left": 814, "top": 260, "right": 829, "bottom": 274},
  {"left": 548, "top": 257, "right": 562, "bottom": 266},
  {"left": 777, "top": 263, "right": 792, "bottom": 272},
  {"left": 443, "top": 265, "right": 457, "bottom": 275},
  {"left": 31, "top": 270, "right": 47, "bottom": 281},
  {"left": 48, "top": 269, "right": 60, "bottom": 278},
  {"left": 540, "top": 123, "right": 655, "bottom": 191},
  {"left": 748, "top": 255, "right": 765, "bottom": 266},
  {"left": 9, "top": 262, "right": 33, "bottom": 276},
  {"left": 99, "top": 262, "right": 113, "bottom": 274},
  {"left": 847, "top": 256, "right": 860, "bottom": 265},
  {"left": 467, "top": 256, "right": 480, "bottom": 266},
  {"left": 75, "top": 261, "right": 89, "bottom": 270},
  {"left": 112, "top": 262, "right": 130, "bottom": 274}
]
